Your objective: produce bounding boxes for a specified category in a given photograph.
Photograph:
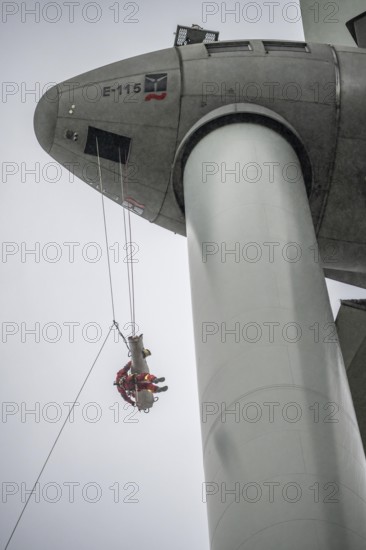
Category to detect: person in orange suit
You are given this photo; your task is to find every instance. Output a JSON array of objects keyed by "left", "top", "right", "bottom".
[{"left": 114, "top": 362, "right": 168, "bottom": 406}]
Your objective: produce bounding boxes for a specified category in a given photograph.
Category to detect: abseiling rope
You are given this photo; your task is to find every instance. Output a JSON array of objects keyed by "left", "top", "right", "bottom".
[
  {"left": 118, "top": 149, "right": 136, "bottom": 337},
  {"left": 96, "top": 140, "right": 135, "bottom": 352},
  {"left": 96, "top": 139, "right": 117, "bottom": 323},
  {"left": 4, "top": 328, "right": 113, "bottom": 550}
]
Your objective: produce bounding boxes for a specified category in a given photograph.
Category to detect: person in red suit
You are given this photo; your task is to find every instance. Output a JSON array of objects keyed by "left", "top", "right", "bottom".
[{"left": 114, "top": 362, "right": 168, "bottom": 406}]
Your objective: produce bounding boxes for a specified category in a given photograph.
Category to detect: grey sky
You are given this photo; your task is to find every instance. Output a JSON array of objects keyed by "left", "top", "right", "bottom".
[{"left": 1, "top": 1, "right": 366, "bottom": 549}]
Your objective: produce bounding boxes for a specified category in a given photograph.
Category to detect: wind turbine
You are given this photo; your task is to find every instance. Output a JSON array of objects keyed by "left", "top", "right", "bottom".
[{"left": 34, "top": 2, "right": 366, "bottom": 548}]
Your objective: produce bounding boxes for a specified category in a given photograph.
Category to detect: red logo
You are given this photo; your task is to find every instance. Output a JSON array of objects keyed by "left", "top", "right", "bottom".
[{"left": 145, "top": 92, "right": 167, "bottom": 102}]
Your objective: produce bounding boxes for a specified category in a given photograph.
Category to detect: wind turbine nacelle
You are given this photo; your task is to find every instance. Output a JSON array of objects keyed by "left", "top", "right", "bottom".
[{"left": 34, "top": 40, "right": 366, "bottom": 284}]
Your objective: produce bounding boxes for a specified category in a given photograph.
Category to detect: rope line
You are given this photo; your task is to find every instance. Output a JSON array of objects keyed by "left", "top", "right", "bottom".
[
  {"left": 96, "top": 144, "right": 131, "bottom": 353},
  {"left": 127, "top": 205, "right": 136, "bottom": 335},
  {"left": 4, "top": 327, "right": 113, "bottom": 550},
  {"left": 112, "top": 320, "right": 130, "bottom": 354},
  {"left": 124, "top": 155, "right": 136, "bottom": 335},
  {"left": 96, "top": 138, "right": 116, "bottom": 321},
  {"left": 118, "top": 149, "right": 134, "bottom": 334}
]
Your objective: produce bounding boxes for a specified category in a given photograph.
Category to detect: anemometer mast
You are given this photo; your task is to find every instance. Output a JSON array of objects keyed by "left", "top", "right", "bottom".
[{"left": 34, "top": 19, "right": 366, "bottom": 550}]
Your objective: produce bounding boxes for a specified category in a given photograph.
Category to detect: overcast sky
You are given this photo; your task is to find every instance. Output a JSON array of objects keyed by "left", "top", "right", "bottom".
[{"left": 1, "top": 1, "right": 366, "bottom": 549}]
